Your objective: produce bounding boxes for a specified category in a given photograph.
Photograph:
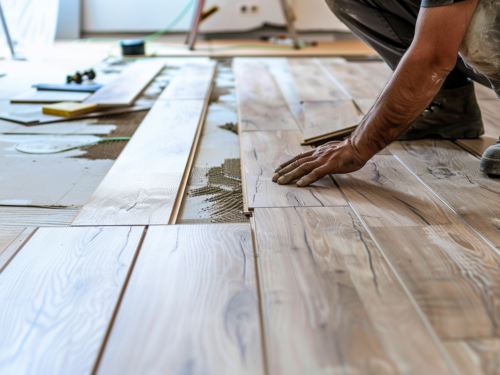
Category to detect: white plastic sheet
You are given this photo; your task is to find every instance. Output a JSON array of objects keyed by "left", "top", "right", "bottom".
[{"left": 0, "top": 0, "right": 59, "bottom": 58}]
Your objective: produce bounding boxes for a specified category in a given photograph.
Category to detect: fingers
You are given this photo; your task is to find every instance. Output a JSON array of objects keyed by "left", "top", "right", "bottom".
[
  {"left": 277, "top": 161, "right": 318, "bottom": 185},
  {"left": 274, "top": 150, "right": 315, "bottom": 173},
  {"left": 297, "top": 166, "right": 330, "bottom": 187},
  {"left": 272, "top": 156, "right": 317, "bottom": 182}
]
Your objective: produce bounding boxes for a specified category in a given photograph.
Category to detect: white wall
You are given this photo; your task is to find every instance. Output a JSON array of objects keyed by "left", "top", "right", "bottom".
[{"left": 82, "top": 0, "right": 347, "bottom": 33}]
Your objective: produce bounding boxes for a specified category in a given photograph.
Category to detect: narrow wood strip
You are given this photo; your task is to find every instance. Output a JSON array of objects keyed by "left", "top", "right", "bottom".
[
  {"left": 302, "top": 100, "right": 363, "bottom": 144},
  {"left": 444, "top": 339, "right": 500, "bottom": 375},
  {"left": 0, "top": 227, "right": 37, "bottom": 273},
  {"left": 241, "top": 131, "right": 346, "bottom": 212},
  {"left": 0, "top": 206, "right": 80, "bottom": 227},
  {"left": 84, "top": 59, "right": 165, "bottom": 106},
  {"left": 233, "top": 59, "right": 299, "bottom": 131},
  {"left": 97, "top": 224, "right": 264, "bottom": 375},
  {"left": 0, "top": 226, "right": 144, "bottom": 375},
  {"left": 72, "top": 99, "right": 206, "bottom": 226},
  {"left": 254, "top": 206, "right": 454, "bottom": 375},
  {"left": 389, "top": 139, "right": 500, "bottom": 247},
  {"left": 334, "top": 154, "right": 500, "bottom": 339}
]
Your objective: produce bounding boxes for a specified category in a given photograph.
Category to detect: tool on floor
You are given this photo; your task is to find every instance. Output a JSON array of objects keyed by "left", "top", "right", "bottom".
[
  {"left": 66, "top": 69, "right": 97, "bottom": 84},
  {"left": 42, "top": 102, "right": 99, "bottom": 118},
  {"left": 120, "top": 39, "right": 146, "bottom": 56}
]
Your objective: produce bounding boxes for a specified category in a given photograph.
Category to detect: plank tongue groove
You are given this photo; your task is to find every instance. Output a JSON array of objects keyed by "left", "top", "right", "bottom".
[
  {"left": 0, "top": 226, "right": 145, "bottom": 375},
  {"left": 96, "top": 224, "right": 264, "bottom": 375},
  {"left": 253, "top": 207, "right": 455, "bottom": 375}
]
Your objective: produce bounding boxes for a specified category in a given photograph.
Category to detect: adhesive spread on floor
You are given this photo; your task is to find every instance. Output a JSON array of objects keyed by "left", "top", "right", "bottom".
[
  {"left": 217, "top": 122, "right": 238, "bottom": 135},
  {"left": 189, "top": 158, "right": 248, "bottom": 223}
]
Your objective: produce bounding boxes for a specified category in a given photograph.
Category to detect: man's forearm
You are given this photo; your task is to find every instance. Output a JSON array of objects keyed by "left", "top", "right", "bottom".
[{"left": 349, "top": 47, "right": 452, "bottom": 162}]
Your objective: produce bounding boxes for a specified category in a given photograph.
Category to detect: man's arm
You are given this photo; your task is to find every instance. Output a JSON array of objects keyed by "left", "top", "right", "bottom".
[{"left": 273, "top": 0, "right": 479, "bottom": 187}]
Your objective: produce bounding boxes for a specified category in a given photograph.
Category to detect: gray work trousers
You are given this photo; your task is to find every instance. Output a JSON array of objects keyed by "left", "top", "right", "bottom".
[{"left": 325, "top": 0, "right": 500, "bottom": 96}]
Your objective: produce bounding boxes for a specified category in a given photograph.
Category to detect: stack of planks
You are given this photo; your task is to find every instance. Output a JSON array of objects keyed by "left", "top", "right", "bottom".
[{"left": 2, "top": 55, "right": 500, "bottom": 375}]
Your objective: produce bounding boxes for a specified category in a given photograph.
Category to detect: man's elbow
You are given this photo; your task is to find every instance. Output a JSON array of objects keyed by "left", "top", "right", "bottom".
[{"left": 408, "top": 44, "right": 457, "bottom": 79}]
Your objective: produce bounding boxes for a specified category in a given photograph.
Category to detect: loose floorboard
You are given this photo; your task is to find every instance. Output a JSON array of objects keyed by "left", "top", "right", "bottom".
[
  {"left": 389, "top": 139, "right": 500, "bottom": 248},
  {"left": 0, "top": 226, "right": 145, "bottom": 375},
  {"left": 84, "top": 59, "right": 165, "bottom": 106},
  {"left": 97, "top": 224, "right": 264, "bottom": 375},
  {"left": 233, "top": 60, "right": 299, "bottom": 131},
  {"left": 72, "top": 100, "right": 206, "bottom": 226},
  {"left": 253, "top": 207, "right": 455, "bottom": 375},
  {"left": 0, "top": 206, "right": 80, "bottom": 227},
  {"left": 334, "top": 155, "right": 500, "bottom": 339},
  {"left": 444, "top": 339, "right": 500, "bottom": 375},
  {"left": 302, "top": 100, "right": 364, "bottom": 144},
  {"left": 241, "top": 131, "right": 346, "bottom": 212},
  {"left": 456, "top": 99, "right": 500, "bottom": 157}
]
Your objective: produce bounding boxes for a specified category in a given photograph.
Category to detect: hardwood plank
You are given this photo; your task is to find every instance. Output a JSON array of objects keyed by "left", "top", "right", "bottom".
[
  {"left": 233, "top": 60, "right": 299, "bottom": 131},
  {"left": 72, "top": 100, "right": 206, "bottom": 226},
  {"left": 389, "top": 139, "right": 500, "bottom": 247},
  {"left": 0, "top": 227, "right": 27, "bottom": 255},
  {"left": 444, "top": 339, "right": 500, "bottom": 375},
  {"left": 241, "top": 131, "right": 346, "bottom": 212},
  {"left": 84, "top": 59, "right": 165, "bottom": 106},
  {"left": 475, "top": 83, "right": 498, "bottom": 100},
  {"left": 1, "top": 122, "right": 116, "bottom": 135},
  {"left": 97, "top": 224, "right": 264, "bottom": 375},
  {"left": 0, "top": 227, "right": 36, "bottom": 273},
  {"left": 11, "top": 89, "right": 89, "bottom": 104},
  {"left": 302, "top": 100, "right": 364, "bottom": 144},
  {"left": 159, "top": 61, "right": 216, "bottom": 99},
  {"left": 0, "top": 226, "right": 144, "bottom": 375},
  {"left": 286, "top": 59, "right": 350, "bottom": 102},
  {"left": 334, "top": 155, "right": 461, "bottom": 227},
  {"left": 456, "top": 100, "right": 500, "bottom": 157},
  {"left": 254, "top": 207, "right": 455, "bottom": 375},
  {"left": 334, "top": 154, "right": 500, "bottom": 339},
  {"left": 0, "top": 206, "right": 79, "bottom": 227}
]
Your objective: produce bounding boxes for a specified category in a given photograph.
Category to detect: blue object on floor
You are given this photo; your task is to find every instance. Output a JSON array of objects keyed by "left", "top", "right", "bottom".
[{"left": 33, "top": 83, "right": 103, "bottom": 92}]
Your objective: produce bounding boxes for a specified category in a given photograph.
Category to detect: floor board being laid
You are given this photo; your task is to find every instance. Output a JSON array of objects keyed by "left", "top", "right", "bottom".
[
  {"left": 389, "top": 139, "right": 500, "bottom": 248},
  {"left": 253, "top": 207, "right": 455, "bottom": 375},
  {"left": 240, "top": 130, "right": 346, "bottom": 213},
  {"left": 0, "top": 226, "right": 145, "bottom": 375},
  {"left": 97, "top": 224, "right": 264, "bottom": 375},
  {"left": 0, "top": 206, "right": 80, "bottom": 227},
  {"left": 444, "top": 339, "right": 500, "bottom": 375},
  {"left": 334, "top": 155, "right": 500, "bottom": 339}
]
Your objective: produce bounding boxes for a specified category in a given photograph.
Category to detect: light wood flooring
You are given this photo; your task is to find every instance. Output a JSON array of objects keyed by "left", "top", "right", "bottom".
[{"left": 1, "top": 54, "right": 500, "bottom": 375}]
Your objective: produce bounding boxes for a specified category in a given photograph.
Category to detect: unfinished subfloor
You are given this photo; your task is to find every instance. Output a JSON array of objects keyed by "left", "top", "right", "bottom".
[{"left": 1, "top": 46, "right": 500, "bottom": 375}]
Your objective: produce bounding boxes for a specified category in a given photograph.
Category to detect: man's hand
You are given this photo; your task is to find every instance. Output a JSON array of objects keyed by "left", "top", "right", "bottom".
[{"left": 272, "top": 139, "right": 366, "bottom": 187}]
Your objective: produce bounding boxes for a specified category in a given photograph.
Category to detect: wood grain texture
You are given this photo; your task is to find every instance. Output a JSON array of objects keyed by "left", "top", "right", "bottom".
[
  {"left": 97, "top": 224, "right": 264, "bottom": 375},
  {"left": 302, "top": 100, "right": 364, "bottom": 144},
  {"left": 84, "top": 59, "right": 165, "bottom": 106},
  {"left": 241, "top": 131, "right": 346, "bottom": 212},
  {"left": 253, "top": 207, "right": 455, "bottom": 375},
  {"left": 11, "top": 89, "right": 90, "bottom": 104},
  {"left": 159, "top": 61, "right": 216, "bottom": 99},
  {"left": 334, "top": 155, "right": 461, "bottom": 227},
  {"left": 389, "top": 139, "right": 500, "bottom": 247},
  {"left": 0, "top": 206, "right": 80, "bottom": 227},
  {"left": 0, "top": 227, "right": 28, "bottom": 255},
  {"left": 233, "top": 60, "right": 299, "bottom": 131},
  {"left": 1, "top": 122, "right": 116, "bottom": 135},
  {"left": 444, "top": 339, "right": 500, "bottom": 375},
  {"left": 0, "top": 227, "right": 36, "bottom": 273},
  {"left": 333, "top": 154, "right": 500, "bottom": 339},
  {"left": 456, "top": 100, "right": 500, "bottom": 157},
  {"left": 285, "top": 59, "right": 350, "bottom": 102},
  {"left": 73, "top": 100, "right": 205, "bottom": 226},
  {"left": 0, "top": 226, "right": 144, "bottom": 375},
  {"left": 475, "top": 83, "right": 498, "bottom": 100}
]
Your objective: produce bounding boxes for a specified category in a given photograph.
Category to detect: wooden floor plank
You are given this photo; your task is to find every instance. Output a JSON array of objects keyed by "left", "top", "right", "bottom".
[
  {"left": 0, "top": 226, "right": 144, "bottom": 375},
  {"left": 84, "top": 59, "right": 165, "bottom": 106},
  {"left": 302, "top": 100, "right": 364, "bottom": 144},
  {"left": 0, "top": 207, "right": 80, "bottom": 227},
  {"left": 72, "top": 99, "right": 206, "bottom": 226},
  {"left": 241, "top": 131, "right": 346, "bottom": 212},
  {"left": 159, "top": 61, "right": 216, "bottom": 99},
  {"left": 444, "top": 339, "right": 500, "bottom": 375},
  {"left": 334, "top": 154, "right": 500, "bottom": 339},
  {"left": 389, "top": 139, "right": 500, "bottom": 247},
  {"left": 233, "top": 59, "right": 299, "bottom": 131},
  {"left": 0, "top": 227, "right": 28, "bottom": 254},
  {"left": 97, "top": 224, "right": 264, "bottom": 375},
  {"left": 254, "top": 207, "right": 455, "bottom": 375},
  {"left": 0, "top": 227, "right": 36, "bottom": 273},
  {"left": 456, "top": 99, "right": 500, "bottom": 157}
]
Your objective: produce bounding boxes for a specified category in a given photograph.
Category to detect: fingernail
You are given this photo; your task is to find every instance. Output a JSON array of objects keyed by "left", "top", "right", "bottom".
[
  {"left": 272, "top": 173, "right": 280, "bottom": 182},
  {"left": 277, "top": 176, "right": 286, "bottom": 185},
  {"left": 275, "top": 166, "right": 282, "bottom": 173},
  {"left": 297, "top": 179, "right": 304, "bottom": 187}
]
